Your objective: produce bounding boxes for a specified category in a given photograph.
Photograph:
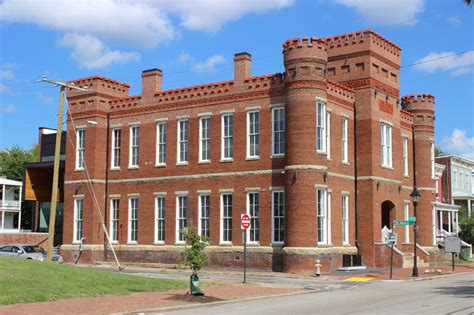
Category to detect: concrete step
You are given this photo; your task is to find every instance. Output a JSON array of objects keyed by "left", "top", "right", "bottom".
[{"left": 402, "top": 254, "right": 429, "bottom": 268}]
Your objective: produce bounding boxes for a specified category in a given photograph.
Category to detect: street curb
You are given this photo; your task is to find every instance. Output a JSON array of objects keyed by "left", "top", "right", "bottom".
[
  {"left": 125, "top": 288, "right": 314, "bottom": 314},
  {"left": 377, "top": 271, "right": 474, "bottom": 282}
]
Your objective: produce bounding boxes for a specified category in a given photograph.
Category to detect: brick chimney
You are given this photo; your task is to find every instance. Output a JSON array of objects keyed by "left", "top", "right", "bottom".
[
  {"left": 141, "top": 68, "right": 162, "bottom": 98},
  {"left": 234, "top": 52, "right": 251, "bottom": 84}
]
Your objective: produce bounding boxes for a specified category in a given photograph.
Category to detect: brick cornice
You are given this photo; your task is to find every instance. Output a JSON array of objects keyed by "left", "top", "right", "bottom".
[
  {"left": 68, "top": 110, "right": 107, "bottom": 120},
  {"left": 342, "top": 77, "right": 399, "bottom": 98}
]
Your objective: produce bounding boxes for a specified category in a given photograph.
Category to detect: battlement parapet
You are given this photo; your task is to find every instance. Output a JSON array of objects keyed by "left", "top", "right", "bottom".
[
  {"left": 283, "top": 36, "right": 326, "bottom": 53},
  {"left": 401, "top": 94, "right": 435, "bottom": 103},
  {"left": 67, "top": 75, "right": 130, "bottom": 99}
]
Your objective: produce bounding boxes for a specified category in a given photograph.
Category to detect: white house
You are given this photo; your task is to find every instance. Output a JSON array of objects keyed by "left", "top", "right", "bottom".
[{"left": 0, "top": 176, "right": 23, "bottom": 232}]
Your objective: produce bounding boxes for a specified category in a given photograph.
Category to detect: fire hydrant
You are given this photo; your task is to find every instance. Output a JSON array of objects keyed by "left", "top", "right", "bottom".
[{"left": 315, "top": 259, "right": 322, "bottom": 277}]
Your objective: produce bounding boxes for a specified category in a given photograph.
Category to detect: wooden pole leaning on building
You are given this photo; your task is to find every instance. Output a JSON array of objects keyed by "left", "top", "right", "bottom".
[{"left": 38, "top": 76, "right": 89, "bottom": 262}]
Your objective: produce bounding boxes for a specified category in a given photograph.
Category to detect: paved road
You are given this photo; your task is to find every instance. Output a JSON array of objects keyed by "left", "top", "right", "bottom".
[{"left": 155, "top": 273, "right": 474, "bottom": 315}]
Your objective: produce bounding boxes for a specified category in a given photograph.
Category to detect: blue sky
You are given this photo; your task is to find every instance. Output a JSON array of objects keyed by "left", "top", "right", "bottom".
[{"left": 0, "top": 0, "right": 473, "bottom": 159}]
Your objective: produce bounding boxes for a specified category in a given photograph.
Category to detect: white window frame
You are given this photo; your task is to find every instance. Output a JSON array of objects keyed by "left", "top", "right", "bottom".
[
  {"left": 155, "top": 196, "right": 165, "bottom": 244},
  {"left": 271, "top": 107, "right": 285, "bottom": 157},
  {"left": 76, "top": 128, "right": 85, "bottom": 170},
  {"left": 247, "top": 110, "right": 260, "bottom": 159},
  {"left": 431, "top": 142, "right": 435, "bottom": 179},
  {"left": 177, "top": 119, "right": 189, "bottom": 164},
  {"left": 403, "top": 137, "right": 409, "bottom": 176},
  {"left": 111, "top": 128, "right": 121, "bottom": 169},
  {"left": 404, "top": 202, "right": 410, "bottom": 243},
  {"left": 316, "top": 101, "right": 327, "bottom": 153},
  {"left": 246, "top": 191, "right": 260, "bottom": 244},
  {"left": 326, "top": 112, "right": 331, "bottom": 159},
  {"left": 176, "top": 195, "right": 188, "bottom": 244},
  {"left": 199, "top": 117, "right": 211, "bottom": 163},
  {"left": 317, "top": 189, "right": 328, "bottom": 244},
  {"left": 221, "top": 114, "right": 234, "bottom": 160},
  {"left": 156, "top": 122, "right": 167, "bottom": 166},
  {"left": 198, "top": 194, "right": 210, "bottom": 238},
  {"left": 381, "top": 124, "right": 392, "bottom": 168},
  {"left": 342, "top": 194, "right": 349, "bottom": 245},
  {"left": 220, "top": 193, "right": 233, "bottom": 244},
  {"left": 73, "top": 198, "right": 83, "bottom": 243},
  {"left": 271, "top": 190, "right": 285, "bottom": 244},
  {"left": 128, "top": 197, "right": 138, "bottom": 244},
  {"left": 110, "top": 198, "right": 119, "bottom": 243},
  {"left": 342, "top": 117, "right": 348, "bottom": 163},
  {"left": 129, "top": 126, "right": 139, "bottom": 168}
]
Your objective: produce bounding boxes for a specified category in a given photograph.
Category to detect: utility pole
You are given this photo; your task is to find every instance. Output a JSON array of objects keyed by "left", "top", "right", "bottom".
[{"left": 38, "top": 76, "right": 89, "bottom": 262}]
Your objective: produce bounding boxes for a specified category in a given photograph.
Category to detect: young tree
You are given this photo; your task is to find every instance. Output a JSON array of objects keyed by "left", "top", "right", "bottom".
[
  {"left": 0, "top": 145, "right": 38, "bottom": 181},
  {"left": 180, "top": 226, "right": 210, "bottom": 295}
]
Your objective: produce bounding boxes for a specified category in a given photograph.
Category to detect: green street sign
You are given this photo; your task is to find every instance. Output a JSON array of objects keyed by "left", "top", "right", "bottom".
[
  {"left": 394, "top": 220, "right": 414, "bottom": 226},
  {"left": 408, "top": 216, "right": 416, "bottom": 222}
]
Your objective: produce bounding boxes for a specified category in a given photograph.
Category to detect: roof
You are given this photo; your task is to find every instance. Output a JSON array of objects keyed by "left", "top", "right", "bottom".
[
  {"left": 0, "top": 177, "right": 22, "bottom": 187},
  {"left": 436, "top": 155, "right": 474, "bottom": 166}
]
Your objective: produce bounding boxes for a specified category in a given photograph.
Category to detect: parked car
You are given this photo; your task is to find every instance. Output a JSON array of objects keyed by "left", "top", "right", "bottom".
[{"left": 0, "top": 244, "right": 63, "bottom": 263}]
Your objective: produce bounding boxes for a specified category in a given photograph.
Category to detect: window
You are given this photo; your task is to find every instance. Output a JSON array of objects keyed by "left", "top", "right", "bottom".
[
  {"left": 199, "top": 194, "right": 210, "bottom": 238},
  {"left": 403, "top": 137, "right": 409, "bottom": 176},
  {"left": 128, "top": 197, "right": 138, "bottom": 243},
  {"left": 272, "top": 107, "right": 285, "bottom": 156},
  {"left": 155, "top": 196, "right": 165, "bottom": 243},
  {"left": 342, "top": 118, "right": 348, "bottom": 163},
  {"left": 73, "top": 198, "right": 83, "bottom": 242},
  {"left": 176, "top": 195, "right": 187, "bottom": 243},
  {"left": 460, "top": 172, "right": 464, "bottom": 189},
  {"left": 222, "top": 114, "right": 234, "bottom": 160},
  {"left": 454, "top": 170, "right": 458, "bottom": 188},
  {"left": 221, "top": 194, "right": 232, "bottom": 243},
  {"left": 110, "top": 198, "right": 119, "bottom": 243},
  {"left": 431, "top": 143, "right": 435, "bottom": 178},
  {"left": 76, "top": 129, "right": 85, "bottom": 169},
  {"left": 247, "top": 192, "right": 260, "bottom": 243},
  {"left": 177, "top": 120, "right": 188, "bottom": 163},
  {"left": 156, "top": 122, "right": 167, "bottom": 165},
  {"left": 342, "top": 195, "right": 349, "bottom": 245},
  {"left": 129, "top": 126, "right": 139, "bottom": 167},
  {"left": 111, "top": 128, "right": 121, "bottom": 169},
  {"left": 317, "top": 189, "right": 327, "bottom": 244},
  {"left": 326, "top": 112, "right": 331, "bottom": 159},
  {"left": 316, "top": 101, "right": 327, "bottom": 153},
  {"left": 199, "top": 117, "right": 211, "bottom": 162},
  {"left": 381, "top": 124, "right": 392, "bottom": 168},
  {"left": 247, "top": 111, "right": 260, "bottom": 158},
  {"left": 272, "top": 191, "right": 285, "bottom": 244},
  {"left": 404, "top": 203, "right": 410, "bottom": 243}
]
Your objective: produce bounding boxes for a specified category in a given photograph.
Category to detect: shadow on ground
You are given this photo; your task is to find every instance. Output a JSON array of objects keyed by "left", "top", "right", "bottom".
[{"left": 434, "top": 281, "right": 474, "bottom": 298}]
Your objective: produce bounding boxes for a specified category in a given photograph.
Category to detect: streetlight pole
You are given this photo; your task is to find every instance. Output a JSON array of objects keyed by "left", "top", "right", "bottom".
[{"left": 410, "top": 187, "right": 421, "bottom": 277}]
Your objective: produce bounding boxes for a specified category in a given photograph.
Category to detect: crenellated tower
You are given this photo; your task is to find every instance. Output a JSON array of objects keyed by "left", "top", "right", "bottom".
[
  {"left": 283, "top": 37, "right": 328, "bottom": 247},
  {"left": 402, "top": 94, "right": 436, "bottom": 246}
]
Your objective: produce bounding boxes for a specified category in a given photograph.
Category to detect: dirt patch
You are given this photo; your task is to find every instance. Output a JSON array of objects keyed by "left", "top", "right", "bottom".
[{"left": 164, "top": 293, "right": 225, "bottom": 303}]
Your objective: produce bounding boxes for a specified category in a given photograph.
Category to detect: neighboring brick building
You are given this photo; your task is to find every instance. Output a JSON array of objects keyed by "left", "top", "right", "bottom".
[{"left": 61, "top": 29, "right": 438, "bottom": 272}]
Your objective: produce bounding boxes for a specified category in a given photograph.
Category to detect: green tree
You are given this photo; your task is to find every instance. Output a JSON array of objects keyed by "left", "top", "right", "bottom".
[
  {"left": 180, "top": 226, "right": 210, "bottom": 274},
  {"left": 463, "top": 0, "right": 472, "bottom": 7},
  {"left": 0, "top": 145, "right": 38, "bottom": 181},
  {"left": 459, "top": 216, "right": 474, "bottom": 247},
  {"left": 434, "top": 145, "right": 446, "bottom": 157}
]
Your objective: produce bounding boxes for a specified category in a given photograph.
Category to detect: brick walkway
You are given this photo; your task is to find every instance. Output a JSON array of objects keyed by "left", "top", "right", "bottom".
[
  {"left": 359, "top": 264, "right": 474, "bottom": 281},
  {"left": 0, "top": 283, "right": 299, "bottom": 315}
]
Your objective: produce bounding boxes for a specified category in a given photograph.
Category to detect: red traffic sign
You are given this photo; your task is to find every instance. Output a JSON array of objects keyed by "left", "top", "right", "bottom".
[{"left": 241, "top": 214, "right": 251, "bottom": 230}]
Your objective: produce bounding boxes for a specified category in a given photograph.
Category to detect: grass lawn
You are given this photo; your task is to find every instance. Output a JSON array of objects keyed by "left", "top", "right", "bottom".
[{"left": 0, "top": 257, "right": 187, "bottom": 305}]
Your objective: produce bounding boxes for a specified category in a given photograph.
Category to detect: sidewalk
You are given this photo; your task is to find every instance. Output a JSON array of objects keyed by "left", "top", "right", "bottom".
[{"left": 0, "top": 283, "right": 300, "bottom": 315}]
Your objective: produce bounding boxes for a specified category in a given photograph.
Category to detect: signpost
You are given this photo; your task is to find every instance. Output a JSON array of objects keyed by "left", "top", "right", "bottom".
[
  {"left": 444, "top": 236, "right": 461, "bottom": 271},
  {"left": 394, "top": 220, "right": 414, "bottom": 226},
  {"left": 389, "top": 231, "right": 397, "bottom": 279},
  {"left": 241, "top": 214, "right": 251, "bottom": 283}
]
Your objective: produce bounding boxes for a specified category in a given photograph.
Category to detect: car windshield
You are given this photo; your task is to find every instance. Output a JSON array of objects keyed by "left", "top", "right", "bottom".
[{"left": 22, "top": 246, "right": 46, "bottom": 254}]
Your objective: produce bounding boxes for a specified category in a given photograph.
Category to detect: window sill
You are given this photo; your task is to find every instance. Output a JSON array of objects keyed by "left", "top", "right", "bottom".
[
  {"left": 343, "top": 243, "right": 351, "bottom": 247},
  {"left": 270, "top": 154, "right": 284, "bottom": 159},
  {"left": 155, "top": 163, "right": 166, "bottom": 168},
  {"left": 271, "top": 242, "right": 284, "bottom": 246},
  {"left": 198, "top": 160, "right": 211, "bottom": 165},
  {"left": 317, "top": 243, "right": 333, "bottom": 247},
  {"left": 219, "top": 242, "right": 233, "bottom": 246},
  {"left": 110, "top": 241, "right": 119, "bottom": 245},
  {"left": 110, "top": 167, "right": 121, "bottom": 171},
  {"left": 154, "top": 241, "right": 165, "bottom": 245},
  {"left": 246, "top": 156, "right": 259, "bottom": 161},
  {"left": 220, "top": 158, "right": 233, "bottom": 163},
  {"left": 74, "top": 168, "right": 85, "bottom": 172},
  {"left": 382, "top": 165, "right": 394, "bottom": 171},
  {"left": 404, "top": 175, "right": 410, "bottom": 178},
  {"left": 342, "top": 161, "right": 350, "bottom": 166},
  {"left": 128, "top": 166, "right": 139, "bottom": 170},
  {"left": 127, "top": 241, "right": 138, "bottom": 245},
  {"left": 247, "top": 242, "right": 260, "bottom": 246},
  {"left": 175, "top": 242, "right": 185, "bottom": 245},
  {"left": 327, "top": 158, "right": 332, "bottom": 161},
  {"left": 176, "top": 162, "right": 188, "bottom": 166},
  {"left": 316, "top": 151, "right": 327, "bottom": 156}
]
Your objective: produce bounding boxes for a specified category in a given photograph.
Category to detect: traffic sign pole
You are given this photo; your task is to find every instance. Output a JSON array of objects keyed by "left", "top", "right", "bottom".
[{"left": 243, "top": 231, "right": 247, "bottom": 283}]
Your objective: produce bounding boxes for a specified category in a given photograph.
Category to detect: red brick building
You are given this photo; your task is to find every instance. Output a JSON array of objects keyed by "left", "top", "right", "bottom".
[{"left": 61, "top": 29, "right": 437, "bottom": 272}]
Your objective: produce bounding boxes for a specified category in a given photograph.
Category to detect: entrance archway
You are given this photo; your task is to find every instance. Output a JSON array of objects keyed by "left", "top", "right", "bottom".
[{"left": 381, "top": 200, "right": 395, "bottom": 229}]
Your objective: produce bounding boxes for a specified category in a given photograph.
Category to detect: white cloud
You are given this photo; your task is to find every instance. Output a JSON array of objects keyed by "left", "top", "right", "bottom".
[
  {"left": 36, "top": 93, "right": 55, "bottom": 106},
  {"left": 161, "top": 0, "right": 294, "bottom": 32},
  {"left": 177, "top": 52, "right": 194, "bottom": 63},
  {"left": 446, "top": 16, "right": 461, "bottom": 26},
  {"left": 0, "top": 70, "right": 15, "bottom": 80},
  {"left": 193, "top": 55, "right": 226, "bottom": 72},
  {"left": 441, "top": 129, "right": 474, "bottom": 160},
  {"left": 2, "top": 105, "right": 16, "bottom": 113},
  {"left": 58, "top": 33, "right": 140, "bottom": 69},
  {"left": 335, "top": 0, "right": 424, "bottom": 26},
  {"left": 414, "top": 51, "right": 474, "bottom": 76}
]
